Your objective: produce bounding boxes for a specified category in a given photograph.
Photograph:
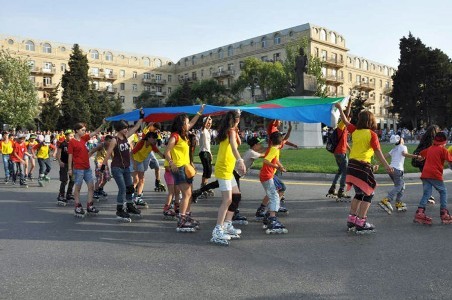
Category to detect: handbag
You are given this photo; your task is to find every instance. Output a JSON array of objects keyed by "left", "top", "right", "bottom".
[{"left": 184, "top": 164, "right": 196, "bottom": 179}]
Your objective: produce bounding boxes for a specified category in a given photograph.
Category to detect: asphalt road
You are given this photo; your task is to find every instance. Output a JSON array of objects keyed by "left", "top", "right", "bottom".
[{"left": 1, "top": 161, "right": 451, "bottom": 300}]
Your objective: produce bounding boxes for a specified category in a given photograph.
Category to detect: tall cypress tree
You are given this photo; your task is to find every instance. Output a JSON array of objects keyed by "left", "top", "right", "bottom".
[
  {"left": 60, "top": 44, "right": 91, "bottom": 129},
  {"left": 40, "top": 85, "right": 60, "bottom": 131}
]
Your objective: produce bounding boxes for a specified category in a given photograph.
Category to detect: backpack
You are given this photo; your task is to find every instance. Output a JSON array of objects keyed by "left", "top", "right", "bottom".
[
  {"left": 325, "top": 128, "right": 343, "bottom": 153},
  {"left": 411, "top": 143, "right": 428, "bottom": 169}
]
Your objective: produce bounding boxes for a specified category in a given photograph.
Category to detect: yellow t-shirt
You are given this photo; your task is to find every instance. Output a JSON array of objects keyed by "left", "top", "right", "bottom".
[
  {"left": 448, "top": 145, "right": 452, "bottom": 155},
  {"left": 36, "top": 145, "right": 50, "bottom": 159},
  {"left": 170, "top": 133, "right": 190, "bottom": 167},
  {"left": 348, "top": 125, "right": 380, "bottom": 163},
  {"left": 214, "top": 134, "right": 236, "bottom": 180},
  {"left": 132, "top": 143, "right": 153, "bottom": 163},
  {"left": 95, "top": 147, "right": 107, "bottom": 163},
  {"left": 1, "top": 140, "right": 14, "bottom": 155}
]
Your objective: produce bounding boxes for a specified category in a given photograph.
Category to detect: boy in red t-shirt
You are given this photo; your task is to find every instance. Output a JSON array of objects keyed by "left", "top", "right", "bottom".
[
  {"left": 259, "top": 131, "right": 288, "bottom": 234},
  {"left": 68, "top": 121, "right": 105, "bottom": 218},
  {"left": 10, "top": 135, "right": 30, "bottom": 187},
  {"left": 414, "top": 132, "right": 452, "bottom": 225}
]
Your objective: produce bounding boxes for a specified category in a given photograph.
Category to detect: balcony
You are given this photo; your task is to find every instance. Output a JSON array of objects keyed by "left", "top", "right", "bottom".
[
  {"left": 142, "top": 78, "right": 167, "bottom": 85},
  {"left": 383, "top": 86, "right": 393, "bottom": 95},
  {"left": 178, "top": 77, "right": 198, "bottom": 84},
  {"left": 354, "top": 81, "right": 375, "bottom": 91},
  {"left": 89, "top": 72, "right": 117, "bottom": 81},
  {"left": 321, "top": 57, "right": 344, "bottom": 68},
  {"left": 325, "top": 75, "right": 344, "bottom": 85},
  {"left": 106, "top": 87, "right": 118, "bottom": 94},
  {"left": 212, "top": 70, "right": 236, "bottom": 78},
  {"left": 384, "top": 101, "right": 392, "bottom": 108},
  {"left": 35, "top": 82, "right": 57, "bottom": 90},
  {"left": 30, "top": 67, "right": 56, "bottom": 75}
]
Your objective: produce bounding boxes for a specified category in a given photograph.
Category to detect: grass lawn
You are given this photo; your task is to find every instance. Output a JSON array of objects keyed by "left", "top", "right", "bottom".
[{"left": 192, "top": 143, "right": 451, "bottom": 174}]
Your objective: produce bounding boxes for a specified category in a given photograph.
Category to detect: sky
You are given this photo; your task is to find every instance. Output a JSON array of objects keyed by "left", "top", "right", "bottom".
[{"left": 1, "top": 0, "right": 451, "bottom": 67}]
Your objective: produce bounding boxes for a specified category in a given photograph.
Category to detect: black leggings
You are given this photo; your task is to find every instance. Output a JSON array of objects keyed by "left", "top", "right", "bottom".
[{"left": 199, "top": 151, "right": 212, "bottom": 179}]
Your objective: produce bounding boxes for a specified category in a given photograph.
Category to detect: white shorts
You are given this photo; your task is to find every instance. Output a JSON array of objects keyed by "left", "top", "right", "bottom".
[{"left": 218, "top": 177, "right": 238, "bottom": 192}]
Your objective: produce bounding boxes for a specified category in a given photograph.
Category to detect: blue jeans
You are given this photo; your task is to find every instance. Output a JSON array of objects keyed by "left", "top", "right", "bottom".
[
  {"left": 332, "top": 153, "right": 348, "bottom": 189},
  {"left": 262, "top": 178, "right": 280, "bottom": 212},
  {"left": 2, "top": 154, "right": 11, "bottom": 178},
  {"left": 37, "top": 158, "right": 51, "bottom": 176},
  {"left": 387, "top": 168, "right": 405, "bottom": 201},
  {"left": 111, "top": 166, "right": 133, "bottom": 205},
  {"left": 418, "top": 179, "right": 447, "bottom": 209}
]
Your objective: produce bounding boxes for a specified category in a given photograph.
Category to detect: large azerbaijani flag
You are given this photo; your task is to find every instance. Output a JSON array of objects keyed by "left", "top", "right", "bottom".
[{"left": 106, "top": 96, "right": 349, "bottom": 127}]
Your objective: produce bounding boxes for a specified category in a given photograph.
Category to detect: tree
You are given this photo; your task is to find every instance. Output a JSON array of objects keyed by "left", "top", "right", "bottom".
[
  {"left": 0, "top": 50, "right": 39, "bottom": 129},
  {"left": 40, "top": 85, "right": 60, "bottom": 131},
  {"left": 109, "top": 94, "right": 124, "bottom": 116},
  {"left": 59, "top": 44, "right": 91, "bottom": 129},
  {"left": 135, "top": 90, "right": 160, "bottom": 108},
  {"left": 391, "top": 33, "right": 452, "bottom": 129}
]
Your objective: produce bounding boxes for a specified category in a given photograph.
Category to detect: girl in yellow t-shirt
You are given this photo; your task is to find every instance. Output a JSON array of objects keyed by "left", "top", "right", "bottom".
[
  {"left": 211, "top": 110, "right": 246, "bottom": 246},
  {"left": 164, "top": 104, "right": 205, "bottom": 233},
  {"left": 335, "top": 102, "right": 393, "bottom": 234}
]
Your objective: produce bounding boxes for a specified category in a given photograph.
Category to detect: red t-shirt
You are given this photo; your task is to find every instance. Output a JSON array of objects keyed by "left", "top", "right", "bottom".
[
  {"left": 10, "top": 141, "right": 26, "bottom": 162},
  {"left": 267, "top": 120, "right": 280, "bottom": 137},
  {"left": 420, "top": 144, "right": 452, "bottom": 181},
  {"left": 68, "top": 134, "right": 91, "bottom": 170},
  {"left": 334, "top": 121, "right": 348, "bottom": 154}
]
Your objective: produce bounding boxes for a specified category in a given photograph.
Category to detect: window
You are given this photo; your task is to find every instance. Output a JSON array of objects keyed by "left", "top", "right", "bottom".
[
  {"left": 355, "top": 58, "right": 361, "bottom": 69},
  {"left": 321, "top": 50, "right": 327, "bottom": 60},
  {"left": 227, "top": 63, "right": 234, "bottom": 71},
  {"left": 330, "top": 32, "right": 337, "bottom": 44},
  {"left": 7, "top": 39, "right": 14, "bottom": 45},
  {"left": 156, "top": 74, "right": 162, "bottom": 80},
  {"left": 144, "top": 86, "right": 151, "bottom": 91},
  {"left": 321, "top": 67, "right": 327, "bottom": 77},
  {"left": 132, "top": 71, "right": 137, "bottom": 78},
  {"left": 43, "top": 43, "right": 52, "bottom": 53},
  {"left": 120, "top": 70, "right": 125, "bottom": 78},
  {"left": 93, "top": 81, "right": 99, "bottom": 90},
  {"left": 105, "top": 52, "right": 113, "bottom": 61},
  {"left": 144, "top": 73, "right": 151, "bottom": 79},
  {"left": 120, "top": 83, "right": 125, "bottom": 90},
  {"left": 29, "top": 76, "right": 35, "bottom": 83},
  {"left": 28, "top": 60, "right": 35, "bottom": 70},
  {"left": 363, "top": 60, "right": 368, "bottom": 70},
  {"left": 157, "top": 86, "right": 162, "bottom": 92},
  {"left": 155, "top": 59, "right": 162, "bottom": 67},
  {"left": 314, "top": 47, "right": 319, "bottom": 57},
  {"left": 261, "top": 56, "right": 268, "bottom": 62},
  {"left": 184, "top": 58, "right": 188, "bottom": 67},
  {"left": 228, "top": 46, "right": 233, "bottom": 57},
  {"left": 192, "top": 56, "right": 196, "bottom": 65},
  {"left": 43, "top": 62, "right": 53, "bottom": 72},
  {"left": 218, "top": 49, "right": 223, "bottom": 59},
  {"left": 168, "top": 87, "right": 172, "bottom": 94},
  {"left": 320, "top": 29, "right": 327, "bottom": 41},
  {"left": 274, "top": 33, "right": 281, "bottom": 45},
  {"left": 43, "top": 77, "right": 52, "bottom": 86},
  {"left": 132, "top": 84, "right": 138, "bottom": 91},
  {"left": 25, "top": 40, "right": 35, "bottom": 51},
  {"left": 192, "top": 72, "right": 197, "bottom": 79},
  {"left": 356, "top": 75, "right": 361, "bottom": 83},
  {"left": 261, "top": 37, "right": 267, "bottom": 48},
  {"left": 143, "top": 57, "right": 150, "bottom": 66},
  {"left": 201, "top": 69, "right": 204, "bottom": 77},
  {"left": 60, "top": 46, "right": 66, "bottom": 52},
  {"left": 105, "top": 69, "right": 113, "bottom": 78},
  {"left": 133, "top": 97, "right": 138, "bottom": 103},
  {"left": 91, "top": 67, "right": 99, "bottom": 76},
  {"left": 90, "top": 50, "right": 99, "bottom": 59},
  {"left": 60, "top": 63, "right": 66, "bottom": 72},
  {"left": 273, "top": 53, "right": 280, "bottom": 61},
  {"left": 168, "top": 75, "right": 172, "bottom": 83},
  {"left": 120, "top": 96, "right": 125, "bottom": 103}
]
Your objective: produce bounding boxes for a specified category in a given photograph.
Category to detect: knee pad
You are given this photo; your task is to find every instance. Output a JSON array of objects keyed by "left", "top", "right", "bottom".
[
  {"left": 126, "top": 185, "right": 135, "bottom": 195},
  {"left": 354, "top": 193, "right": 364, "bottom": 201},
  {"left": 228, "top": 194, "right": 241, "bottom": 212},
  {"left": 362, "top": 194, "right": 373, "bottom": 203}
]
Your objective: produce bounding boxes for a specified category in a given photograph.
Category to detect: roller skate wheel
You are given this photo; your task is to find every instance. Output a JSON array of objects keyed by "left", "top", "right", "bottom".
[
  {"left": 262, "top": 224, "right": 268, "bottom": 229},
  {"left": 74, "top": 214, "right": 85, "bottom": 219},
  {"left": 116, "top": 216, "right": 132, "bottom": 223},
  {"left": 210, "top": 237, "right": 229, "bottom": 246},
  {"left": 232, "top": 220, "right": 248, "bottom": 225},
  {"left": 57, "top": 202, "right": 67, "bottom": 207}
]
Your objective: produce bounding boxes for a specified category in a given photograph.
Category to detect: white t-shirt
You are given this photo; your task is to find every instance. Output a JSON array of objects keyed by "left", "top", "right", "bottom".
[
  {"left": 198, "top": 128, "right": 211, "bottom": 153},
  {"left": 389, "top": 144, "right": 407, "bottom": 171},
  {"left": 236, "top": 149, "right": 262, "bottom": 177}
]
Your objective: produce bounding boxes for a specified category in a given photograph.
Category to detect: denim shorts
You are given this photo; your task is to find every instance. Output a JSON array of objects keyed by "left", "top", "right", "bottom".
[
  {"left": 73, "top": 168, "right": 94, "bottom": 186},
  {"left": 171, "top": 166, "right": 193, "bottom": 185},
  {"left": 133, "top": 159, "right": 149, "bottom": 172}
]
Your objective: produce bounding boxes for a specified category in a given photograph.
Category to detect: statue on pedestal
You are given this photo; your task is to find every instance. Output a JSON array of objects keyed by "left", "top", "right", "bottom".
[{"left": 294, "top": 48, "right": 308, "bottom": 96}]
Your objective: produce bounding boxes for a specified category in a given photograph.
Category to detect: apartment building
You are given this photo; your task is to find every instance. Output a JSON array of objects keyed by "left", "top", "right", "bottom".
[
  {"left": 0, "top": 22, "right": 396, "bottom": 129},
  {"left": 174, "top": 23, "right": 396, "bottom": 129}
]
